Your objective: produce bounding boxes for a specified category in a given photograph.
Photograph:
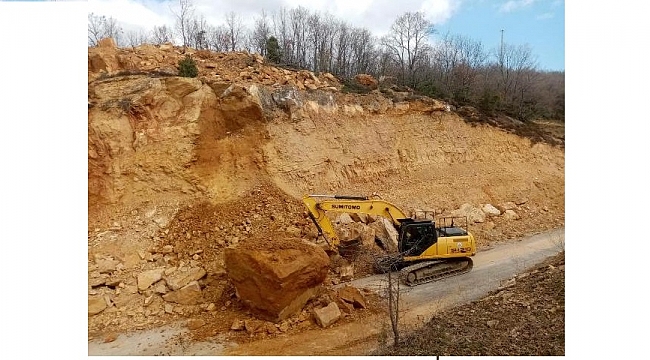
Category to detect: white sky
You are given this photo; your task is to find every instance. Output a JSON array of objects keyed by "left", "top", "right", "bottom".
[{"left": 88, "top": 0, "right": 461, "bottom": 35}]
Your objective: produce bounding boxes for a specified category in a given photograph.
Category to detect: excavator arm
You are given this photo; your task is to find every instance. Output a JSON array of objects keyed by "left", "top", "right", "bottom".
[{"left": 302, "top": 194, "right": 409, "bottom": 250}]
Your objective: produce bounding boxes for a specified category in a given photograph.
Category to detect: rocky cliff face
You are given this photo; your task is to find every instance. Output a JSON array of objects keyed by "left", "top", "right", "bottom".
[
  {"left": 88, "top": 41, "right": 564, "bottom": 237},
  {"left": 89, "top": 71, "right": 563, "bottom": 213},
  {"left": 87, "top": 42, "right": 564, "bottom": 338}
]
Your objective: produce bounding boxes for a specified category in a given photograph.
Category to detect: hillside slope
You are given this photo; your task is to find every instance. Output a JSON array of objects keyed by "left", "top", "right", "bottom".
[{"left": 87, "top": 40, "right": 565, "bottom": 342}]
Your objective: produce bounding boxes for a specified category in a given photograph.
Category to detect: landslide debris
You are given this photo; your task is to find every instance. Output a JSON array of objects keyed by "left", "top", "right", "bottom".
[
  {"left": 224, "top": 237, "right": 330, "bottom": 322},
  {"left": 87, "top": 181, "right": 384, "bottom": 339}
]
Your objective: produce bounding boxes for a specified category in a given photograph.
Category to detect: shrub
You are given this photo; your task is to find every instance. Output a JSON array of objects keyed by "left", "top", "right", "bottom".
[
  {"left": 478, "top": 90, "right": 500, "bottom": 115},
  {"left": 178, "top": 55, "right": 198, "bottom": 78}
]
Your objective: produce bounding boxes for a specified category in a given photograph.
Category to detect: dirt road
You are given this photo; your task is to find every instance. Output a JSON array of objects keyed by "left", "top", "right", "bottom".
[{"left": 88, "top": 228, "right": 565, "bottom": 356}]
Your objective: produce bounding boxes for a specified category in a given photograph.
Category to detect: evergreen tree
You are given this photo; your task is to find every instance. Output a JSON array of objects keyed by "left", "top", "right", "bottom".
[
  {"left": 265, "top": 36, "right": 281, "bottom": 64},
  {"left": 178, "top": 55, "right": 198, "bottom": 78}
]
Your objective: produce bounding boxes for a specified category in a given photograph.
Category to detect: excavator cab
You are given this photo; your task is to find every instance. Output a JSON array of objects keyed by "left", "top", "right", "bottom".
[
  {"left": 398, "top": 220, "right": 438, "bottom": 256},
  {"left": 436, "top": 216, "right": 469, "bottom": 237}
]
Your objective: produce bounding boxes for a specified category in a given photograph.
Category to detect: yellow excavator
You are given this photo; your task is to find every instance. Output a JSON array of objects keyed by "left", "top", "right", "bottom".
[{"left": 303, "top": 194, "right": 476, "bottom": 286}]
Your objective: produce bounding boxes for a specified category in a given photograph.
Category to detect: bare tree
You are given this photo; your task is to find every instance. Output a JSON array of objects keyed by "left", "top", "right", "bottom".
[
  {"left": 125, "top": 29, "right": 150, "bottom": 48},
  {"left": 334, "top": 22, "right": 350, "bottom": 77},
  {"left": 349, "top": 27, "right": 375, "bottom": 76},
  {"left": 319, "top": 14, "right": 339, "bottom": 74},
  {"left": 498, "top": 43, "right": 538, "bottom": 104},
  {"left": 382, "top": 12, "right": 434, "bottom": 86},
  {"left": 289, "top": 6, "right": 309, "bottom": 67},
  {"left": 88, "top": 13, "right": 104, "bottom": 46},
  {"left": 374, "top": 254, "right": 404, "bottom": 348},
  {"left": 188, "top": 15, "right": 209, "bottom": 49},
  {"left": 429, "top": 33, "right": 487, "bottom": 102},
  {"left": 251, "top": 10, "right": 272, "bottom": 56},
  {"left": 530, "top": 70, "right": 565, "bottom": 120},
  {"left": 307, "top": 12, "right": 323, "bottom": 73},
  {"left": 88, "top": 13, "right": 122, "bottom": 46},
  {"left": 272, "top": 7, "right": 292, "bottom": 63},
  {"left": 151, "top": 25, "right": 173, "bottom": 45},
  {"left": 206, "top": 24, "right": 231, "bottom": 52},
  {"left": 304, "top": 11, "right": 340, "bottom": 75},
  {"left": 453, "top": 37, "right": 487, "bottom": 102},
  {"left": 170, "top": 0, "right": 195, "bottom": 47},
  {"left": 432, "top": 33, "right": 461, "bottom": 95},
  {"left": 387, "top": 263, "right": 401, "bottom": 347},
  {"left": 225, "top": 11, "right": 245, "bottom": 51}
]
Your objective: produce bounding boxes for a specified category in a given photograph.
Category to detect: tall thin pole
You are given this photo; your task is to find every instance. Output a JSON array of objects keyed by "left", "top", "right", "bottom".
[
  {"left": 500, "top": 29, "right": 505, "bottom": 99},
  {"left": 500, "top": 29, "right": 504, "bottom": 68}
]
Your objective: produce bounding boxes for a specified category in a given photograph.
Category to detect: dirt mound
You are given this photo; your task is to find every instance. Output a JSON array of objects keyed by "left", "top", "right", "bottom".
[
  {"left": 148, "top": 182, "right": 318, "bottom": 275},
  {"left": 225, "top": 237, "right": 329, "bottom": 322}
]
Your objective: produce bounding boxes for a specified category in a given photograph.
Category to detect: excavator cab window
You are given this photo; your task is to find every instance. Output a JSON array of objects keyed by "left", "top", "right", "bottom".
[{"left": 399, "top": 222, "right": 437, "bottom": 256}]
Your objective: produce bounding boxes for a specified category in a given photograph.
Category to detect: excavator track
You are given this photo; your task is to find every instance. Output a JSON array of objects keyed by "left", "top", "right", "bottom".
[{"left": 401, "top": 257, "right": 473, "bottom": 286}]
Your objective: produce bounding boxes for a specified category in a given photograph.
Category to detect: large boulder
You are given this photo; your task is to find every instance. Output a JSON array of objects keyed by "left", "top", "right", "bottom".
[
  {"left": 451, "top": 203, "right": 486, "bottom": 224},
  {"left": 348, "top": 222, "right": 376, "bottom": 248},
  {"left": 164, "top": 77, "right": 203, "bottom": 99},
  {"left": 336, "top": 221, "right": 375, "bottom": 251},
  {"left": 88, "top": 38, "right": 120, "bottom": 73},
  {"left": 482, "top": 204, "right": 501, "bottom": 216},
  {"left": 369, "top": 217, "right": 399, "bottom": 251},
  {"left": 354, "top": 74, "right": 378, "bottom": 89},
  {"left": 97, "top": 37, "right": 117, "bottom": 48},
  {"left": 337, "top": 213, "right": 354, "bottom": 225},
  {"left": 225, "top": 238, "right": 330, "bottom": 322}
]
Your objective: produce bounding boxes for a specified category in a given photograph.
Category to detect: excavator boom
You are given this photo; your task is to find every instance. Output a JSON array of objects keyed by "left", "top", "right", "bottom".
[{"left": 303, "top": 194, "right": 409, "bottom": 250}]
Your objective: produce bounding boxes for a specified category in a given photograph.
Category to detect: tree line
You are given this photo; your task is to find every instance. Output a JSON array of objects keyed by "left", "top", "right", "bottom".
[{"left": 88, "top": 0, "right": 564, "bottom": 121}]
